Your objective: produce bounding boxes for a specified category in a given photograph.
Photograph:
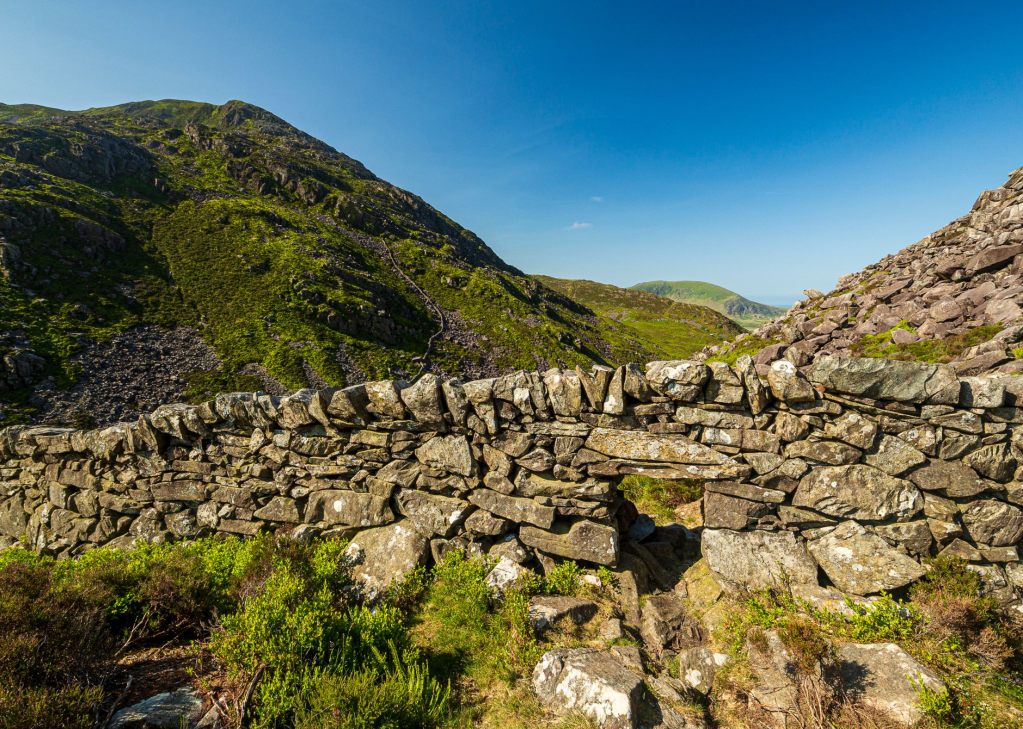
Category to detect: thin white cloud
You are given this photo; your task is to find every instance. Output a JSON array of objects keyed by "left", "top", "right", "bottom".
[
  {"left": 569, "top": 222, "right": 592, "bottom": 229},
  {"left": 590, "top": 196, "right": 604, "bottom": 202}
]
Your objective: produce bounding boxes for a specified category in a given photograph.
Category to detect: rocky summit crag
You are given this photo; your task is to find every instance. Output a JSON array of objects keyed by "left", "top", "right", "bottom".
[
  {"left": 0, "top": 99, "right": 738, "bottom": 430},
  {"left": 705, "top": 165, "right": 1023, "bottom": 375}
]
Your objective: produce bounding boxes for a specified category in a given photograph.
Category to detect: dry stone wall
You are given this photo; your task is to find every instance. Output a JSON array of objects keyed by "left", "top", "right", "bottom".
[{"left": 3, "top": 356, "right": 1023, "bottom": 605}]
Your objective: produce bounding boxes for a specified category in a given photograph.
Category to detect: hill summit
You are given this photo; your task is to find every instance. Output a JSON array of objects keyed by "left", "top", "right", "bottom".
[
  {"left": 630, "top": 280, "right": 785, "bottom": 330},
  {"left": 705, "top": 165, "right": 1023, "bottom": 377}
]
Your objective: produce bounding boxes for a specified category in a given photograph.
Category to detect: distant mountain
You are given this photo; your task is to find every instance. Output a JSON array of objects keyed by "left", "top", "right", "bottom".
[
  {"left": 629, "top": 280, "right": 786, "bottom": 330},
  {"left": 0, "top": 99, "right": 672, "bottom": 427},
  {"left": 535, "top": 276, "right": 744, "bottom": 359}
]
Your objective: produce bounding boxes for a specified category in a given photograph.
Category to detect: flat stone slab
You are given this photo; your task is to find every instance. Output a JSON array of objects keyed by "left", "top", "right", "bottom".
[{"left": 110, "top": 687, "right": 204, "bottom": 729}]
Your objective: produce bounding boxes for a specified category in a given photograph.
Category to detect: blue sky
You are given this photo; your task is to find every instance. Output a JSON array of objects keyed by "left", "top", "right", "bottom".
[{"left": 4, "top": 1, "right": 1023, "bottom": 305}]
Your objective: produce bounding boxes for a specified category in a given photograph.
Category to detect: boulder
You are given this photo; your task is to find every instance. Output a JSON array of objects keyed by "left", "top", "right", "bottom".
[
  {"left": 810, "top": 356, "right": 959, "bottom": 404},
  {"left": 736, "top": 354, "right": 771, "bottom": 415},
  {"left": 109, "top": 687, "right": 204, "bottom": 729},
  {"left": 515, "top": 471, "right": 615, "bottom": 501},
  {"left": 806, "top": 521, "right": 926, "bottom": 595},
  {"left": 702, "top": 529, "right": 818, "bottom": 591},
  {"left": 533, "top": 648, "right": 644, "bottom": 729},
  {"left": 963, "top": 442, "right": 1017, "bottom": 483},
  {"left": 793, "top": 464, "right": 922, "bottom": 521},
  {"left": 346, "top": 520, "right": 430, "bottom": 598},
  {"left": 395, "top": 490, "right": 471, "bottom": 538},
  {"left": 838, "top": 643, "right": 945, "bottom": 725},
  {"left": 528, "top": 596, "right": 599, "bottom": 632},
  {"left": 364, "top": 380, "right": 408, "bottom": 419},
  {"left": 703, "top": 491, "right": 773, "bottom": 530},
  {"left": 519, "top": 519, "right": 619, "bottom": 566}
]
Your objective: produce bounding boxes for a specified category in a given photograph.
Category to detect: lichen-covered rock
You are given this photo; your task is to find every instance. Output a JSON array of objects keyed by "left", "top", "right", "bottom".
[
  {"left": 961, "top": 498, "right": 1023, "bottom": 546},
  {"left": 793, "top": 464, "right": 922, "bottom": 521},
  {"left": 305, "top": 490, "right": 394, "bottom": 527},
  {"left": 109, "top": 687, "right": 204, "bottom": 729},
  {"left": 584, "top": 427, "right": 729, "bottom": 465},
  {"left": 838, "top": 643, "right": 945, "bottom": 725},
  {"left": 810, "top": 356, "right": 960, "bottom": 404},
  {"left": 702, "top": 528, "right": 818, "bottom": 591},
  {"left": 395, "top": 490, "right": 471, "bottom": 538},
  {"left": 528, "top": 595, "right": 598, "bottom": 632},
  {"left": 346, "top": 520, "right": 429, "bottom": 598},
  {"left": 520, "top": 518, "right": 619, "bottom": 565},
  {"left": 676, "top": 647, "right": 731, "bottom": 695},
  {"left": 909, "top": 460, "right": 991, "bottom": 498},
  {"left": 415, "top": 434, "right": 475, "bottom": 476},
  {"left": 468, "top": 489, "right": 555, "bottom": 528},
  {"left": 806, "top": 521, "right": 926, "bottom": 595},
  {"left": 864, "top": 435, "right": 928, "bottom": 476},
  {"left": 533, "top": 648, "right": 644, "bottom": 729},
  {"left": 399, "top": 373, "right": 446, "bottom": 427},
  {"left": 767, "top": 360, "right": 816, "bottom": 402}
]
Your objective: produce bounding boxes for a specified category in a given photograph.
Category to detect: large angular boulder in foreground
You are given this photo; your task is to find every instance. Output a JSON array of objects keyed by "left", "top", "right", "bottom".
[
  {"left": 702, "top": 528, "right": 818, "bottom": 591},
  {"left": 810, "top": 356, "right": 960, "bottom": 404},
  {"left": 345, "top": 520, "right": 429, "bottom": 598},
  {"left": 533, "top": 648, "right": 644, "bottom": 729},
  {"left": 807, "top": 521, "right": 926, "bottom": 595},
  {"left": 839, "top": 643, "right": 945, "bottom": 725}
]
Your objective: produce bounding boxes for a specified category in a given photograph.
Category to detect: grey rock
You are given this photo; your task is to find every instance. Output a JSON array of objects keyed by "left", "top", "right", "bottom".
[
  {"left": 399, "top": 374, "right": 446, "bottom": 427},
  {"left": 793, "top": 464, "right": 922, "bottom": 521},
  {"left": 305, "top": 490, "right": 394, "bottom": 527},
  {"left": 469, "top": 489, "right": 555, "bottom": 528},
  {"left": 909, "top": 460, "right": 991, "bottom": 498},
  {"left": 865, "top": 435, "right": 928, "bottom": 476},
  {"left": 811, "top": 356, "right": 960, "bottom": 404},
  {"left": 415, "top": 434, "right": 475, "bottom": 476},
  {"left": 395, "top": 490, "right": 471, "bottom": 538},
  {"left": 807, "top": 521, "right": 926, "bottom": 595},
  {"left": 519, "top": 518, "right": 619, "bottom": 566},
  {"left": 346, "top": 520, "right": 430, "bottom": 598},
  {"left": 784, "top": 439, "right": 862, "bottom": 465},
  {"left": 543, "top": 369, "right": 584, "bottom": 417},
  {"left": 584, "top": 427, "right": 729, "bottom": 465},
  {"left": 767, "top": 360, "right": 817, "bottom": 402},
  {"left": 533, "top": 648, "right": 644, "bottom": 729},
  {"left": 961, "top": 498, "right": 1023, "bottom": 546},
  {"left": 839, "top": 643, "right": 945, "bottom": 725},
  {"left": 110, "top": 687, "right": 203, "bottom": 729},
  {"left": 528, "top": 595, "right": 598, "bottom": 632},
  {"left": 823, "top": 411, "right": 878, "bottom": 450},
  {"left": 702, "top": 528, "right": 818, "bottom": 591},
  {"left": 677, "top": 647, "right": 731, "bottom": 695}
]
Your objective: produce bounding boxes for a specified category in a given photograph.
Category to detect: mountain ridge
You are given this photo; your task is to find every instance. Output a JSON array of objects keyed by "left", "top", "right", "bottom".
[{"left": 0, "top": 98, "right": 685, "bottom": 427}]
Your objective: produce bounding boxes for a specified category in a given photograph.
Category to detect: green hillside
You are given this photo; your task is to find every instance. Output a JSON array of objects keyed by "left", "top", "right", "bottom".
[
  {"left": 0, "top": 99, "right": 669, "bottom": 426},
  {"left": 630, "top": 279, "right": 786, "bottom": 330},
  {"left": 536, "top": 276, "right": 745, "bottom": 359}
]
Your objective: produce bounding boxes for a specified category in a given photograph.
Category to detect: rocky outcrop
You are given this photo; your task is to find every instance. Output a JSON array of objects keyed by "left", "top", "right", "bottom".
[
  {"left": 704, "top": 165, "right": 1023, "bottom": 380},
  {"left": 3, "top": 355, "right": 1023, "bottom": 605}
]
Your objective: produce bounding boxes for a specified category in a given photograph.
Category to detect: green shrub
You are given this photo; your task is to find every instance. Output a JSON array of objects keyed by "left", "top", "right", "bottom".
[
  {"left": 842, "top": 593, "right": 920, "bottom": 643},
  {"left": 543, "top": 560, "right": 583, "bottom": 597},
  {"left": 0, "top": 684, "right": 102, "bottom": 729},
  {"left": 294, "top": 645, "right": 450, "bottom": 729},
  {"left": 619, "top": 476, "right": 702, "bottom": 524}
]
